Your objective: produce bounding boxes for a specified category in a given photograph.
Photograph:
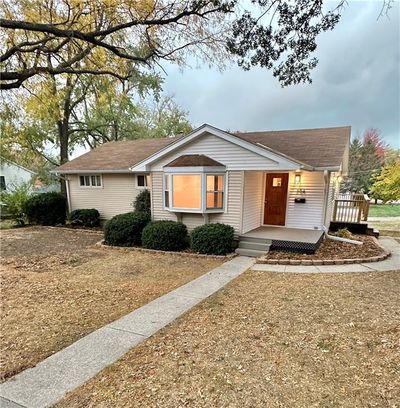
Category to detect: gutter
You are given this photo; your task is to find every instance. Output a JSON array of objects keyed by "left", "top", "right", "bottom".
[{"left": 53, "top": 169, "right": 134, "bottom": 175}]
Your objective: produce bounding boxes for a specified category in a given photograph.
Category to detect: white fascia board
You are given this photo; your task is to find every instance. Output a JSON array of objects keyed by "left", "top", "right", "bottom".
[{"left": 129, "top": 123, "right": 303, "bottom": 172}]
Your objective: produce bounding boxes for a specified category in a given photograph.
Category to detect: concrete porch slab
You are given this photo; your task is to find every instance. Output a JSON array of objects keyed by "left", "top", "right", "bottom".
[{"left": 241, "top": 226, "right": 323, "bottom": 244}]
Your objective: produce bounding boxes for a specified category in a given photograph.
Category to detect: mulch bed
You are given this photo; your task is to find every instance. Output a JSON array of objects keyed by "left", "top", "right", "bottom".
[
  {"left": 97, "top": 240, "right": 237, "bottom": 260},
  {"left": 260, "top": 235, "right": 387, "bottom": 265}
]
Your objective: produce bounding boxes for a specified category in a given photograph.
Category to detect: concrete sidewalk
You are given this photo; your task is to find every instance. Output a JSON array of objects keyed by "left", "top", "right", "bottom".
[
  {"left": 251, "top": 237, "right": 399, "bottom": 273},
  {"left": 0, "top": 256, "right": 255, "bottom": 408}
]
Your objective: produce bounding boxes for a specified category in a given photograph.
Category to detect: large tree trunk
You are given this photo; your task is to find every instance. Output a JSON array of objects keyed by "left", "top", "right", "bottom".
[
  {"left": 58, "top": 76, "right": 73, "bottom": 198},
  {"left": 58, "top": 120, "right": 69, "bottom": 197}
]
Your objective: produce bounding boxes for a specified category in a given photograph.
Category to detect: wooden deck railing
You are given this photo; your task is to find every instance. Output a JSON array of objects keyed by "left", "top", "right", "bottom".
[{"left": 332, "top": 193, "right": 370, "bottom": 223}]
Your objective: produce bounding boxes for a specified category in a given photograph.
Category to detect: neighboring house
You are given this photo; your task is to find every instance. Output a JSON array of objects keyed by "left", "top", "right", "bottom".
[
  {"left": 0, "top": 158, "right": 35, "bottom": 191},
  {"left": 56, "top": 124, "right": 350, "bottom": 255}
]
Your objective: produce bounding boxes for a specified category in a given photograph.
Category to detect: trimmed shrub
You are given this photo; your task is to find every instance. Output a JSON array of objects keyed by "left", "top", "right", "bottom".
[
  {"left": 141, "top": 220, "right": 189, "bottom": 251},
  {"left": 69, "top": 208, "right": 100, "bottom": 227},
  {"left": 191, "top": 223, "right": 235, "bottom": 255},
  {"left": 0, "top": 182, "right": 31, "bottom": 226},
  {"left": 104, "top": 211, "right": 150, "bottom": 246},
  {"left": 24, "top": 192, "right": 67, "bottom": 226},
  {"left": 133, "top": 189, "right": 151, "bottom": 216}
]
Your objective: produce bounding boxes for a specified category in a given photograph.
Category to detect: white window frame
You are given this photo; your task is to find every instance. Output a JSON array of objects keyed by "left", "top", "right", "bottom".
[
  {"left": 163, "top": 172, "right": 226, "bottom": 213},
  {"left": 136, "top": 174, "right": 150, "bottom": 189},
  {"left": 79, "top": 174, "right": 103, "bottom": 188}
]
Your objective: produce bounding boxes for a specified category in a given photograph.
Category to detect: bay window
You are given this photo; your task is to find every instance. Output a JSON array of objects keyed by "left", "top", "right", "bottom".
[
  {"left": 172, "top": 174, "right": 202, "bottom": 209},
  {"left": 164, "top": 173, "right": 226, "bottom": 212}
]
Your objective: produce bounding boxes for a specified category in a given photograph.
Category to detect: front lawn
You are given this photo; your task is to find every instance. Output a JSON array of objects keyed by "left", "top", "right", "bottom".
[
  {"left": 57, "top": 270, "right": 400, "bottom": 408},
  {"left": 369, "top": 204, "right": 400, "bottom": 217},
  {"left": 0, "top": 227, "right": 221, "bottom": 382}
]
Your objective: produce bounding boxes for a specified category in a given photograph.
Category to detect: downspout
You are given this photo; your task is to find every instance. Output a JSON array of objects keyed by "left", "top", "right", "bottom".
[
  {"left": 63, "top": 175, "right": 72, "bottom": 213},
  {"left": 322, "top": 226, "right": 363, "bottom": 246},
  {"left": 321, "top": 170, "right": 330, "bottom": 229}
]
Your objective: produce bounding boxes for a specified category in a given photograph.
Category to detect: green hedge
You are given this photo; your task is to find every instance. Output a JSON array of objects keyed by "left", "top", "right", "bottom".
[
  {"left": 141, "top": 220, "right": 189, "bottom": 251},
  {"left": 24, "top": 192, "right": 67, "bottom": 226},
  {"left": 190, "top": 223, "right": 235, "bottom": 255},
  {"left": 69, "top": 209, "right": 100, "bottom": 227},
  {"left": 104, "top": 212, "right": 150, "bottom": 246}
]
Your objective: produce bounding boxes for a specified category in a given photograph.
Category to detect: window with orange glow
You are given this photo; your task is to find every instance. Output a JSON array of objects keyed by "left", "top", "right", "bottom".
[
  {"left": 172, "top": 175, "right": 201, "bottom": 209},
  {"left": 206, "top": 175, "right": 224, "bottom": 209}
]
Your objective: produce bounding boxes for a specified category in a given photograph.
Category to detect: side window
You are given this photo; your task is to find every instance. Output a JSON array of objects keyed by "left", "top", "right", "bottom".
[
  {"left": 137, "top": 174, "right": 150, "bottom": 188},
  {"left": 79, "top": 175, "right": 102, "bottom": 187}
]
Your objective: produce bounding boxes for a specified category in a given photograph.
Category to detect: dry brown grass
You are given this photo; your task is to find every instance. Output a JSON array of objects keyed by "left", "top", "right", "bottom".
[
  {"left": 0, "top": 227, "right": 221, "bottom": 381},
  {"left": 57, "top": 270, "right": 400, "bottom": 408}
]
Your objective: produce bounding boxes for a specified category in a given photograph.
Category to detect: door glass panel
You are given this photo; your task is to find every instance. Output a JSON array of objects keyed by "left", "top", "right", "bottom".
[{"left": 272, "top": 177, "right": 282, "bottom": 187}]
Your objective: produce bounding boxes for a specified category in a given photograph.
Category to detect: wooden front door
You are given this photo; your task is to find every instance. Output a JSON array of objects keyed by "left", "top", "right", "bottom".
[{"left": 264, "top": 173, "right": 289, "bottom": 226}]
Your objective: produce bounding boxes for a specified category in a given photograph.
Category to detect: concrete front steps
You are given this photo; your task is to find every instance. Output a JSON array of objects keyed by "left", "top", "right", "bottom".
[{"left": 235, "top": 236, "right": 271, "bottom": 257}]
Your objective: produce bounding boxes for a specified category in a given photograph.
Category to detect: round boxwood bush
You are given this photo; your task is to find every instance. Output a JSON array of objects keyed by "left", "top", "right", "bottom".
[
  {"left": 69, "top": 209, "right": 100, "bottom": 227},
  {"left": 141, "top": 220, "right": 189, "bottom": 251},
  {"left": 104, "top": 212, "right": 150, "bottom": 246},
  {"left": 191, "top": 223, "right": 235, "bottom": 255},
  {"left": 24, "top": 192, "right": 67, "bottom": 226}
]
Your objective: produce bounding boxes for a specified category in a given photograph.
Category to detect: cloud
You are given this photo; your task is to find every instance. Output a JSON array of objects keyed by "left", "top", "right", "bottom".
[{"left": 163, "top": 1, "right": 399, "bottom": 148}]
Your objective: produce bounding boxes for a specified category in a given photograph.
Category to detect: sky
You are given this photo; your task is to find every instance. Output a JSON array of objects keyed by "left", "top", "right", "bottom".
[{"left": 162, "top": 0, "right": 400, "bottom": 148}]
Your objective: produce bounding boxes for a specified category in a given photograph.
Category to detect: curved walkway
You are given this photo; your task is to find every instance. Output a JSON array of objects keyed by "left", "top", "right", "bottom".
[{"left": 252, "top": 237, "right": 399, "bottom": 273}]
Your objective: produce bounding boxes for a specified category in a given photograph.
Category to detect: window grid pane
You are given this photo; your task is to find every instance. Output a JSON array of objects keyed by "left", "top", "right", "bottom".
[
  {"left": 206, "top": 192, "right": 224, "bottom": 209},
  {"left": 164, "top": 191, "right": 169, "bottom": 208}
]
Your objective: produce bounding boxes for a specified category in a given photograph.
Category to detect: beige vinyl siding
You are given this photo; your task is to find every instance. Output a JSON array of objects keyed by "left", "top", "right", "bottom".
[
  {"left": 151, "top": 171, "right": 244, "bottom": 235},
  {"left": 151, "top": 172, "right": 177, "bottom": 221},
  {"left": 285, "top": 171, "right": 326, "bottom": 230},
  {"left": 67, "top": 173, "right": 138, "bottom": 219},
  {"left": 242, "top": 171, "right": 264, "bottom": 233},
  {"left": 151, "top": 133, "right": 280, "bottom": 171},
  {"left": 209, "top": 171, "right": 243, "bottom": 235}
]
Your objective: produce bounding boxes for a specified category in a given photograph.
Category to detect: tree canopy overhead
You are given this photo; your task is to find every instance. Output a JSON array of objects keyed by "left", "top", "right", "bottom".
[{"left": 1, "top": 0, "right": 350, "bottom": 90}]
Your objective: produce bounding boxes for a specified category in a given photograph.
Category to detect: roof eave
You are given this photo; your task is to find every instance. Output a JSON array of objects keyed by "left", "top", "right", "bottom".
[{"left": 54, "top": 169, "right": 134, "bottom": 174}]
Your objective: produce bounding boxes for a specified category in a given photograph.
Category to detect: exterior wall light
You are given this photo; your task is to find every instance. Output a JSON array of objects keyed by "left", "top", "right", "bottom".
[{"left": 294, "top": 172, "right": 306, "bottom": 195}]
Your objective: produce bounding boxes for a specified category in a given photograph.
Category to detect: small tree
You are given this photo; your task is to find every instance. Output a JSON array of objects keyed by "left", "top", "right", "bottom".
[
  {"left": 369, "top": 158, "right": 400, "bottom": 203},
  {"left": 0, "top": 182, "right": 31, "bottom": 226},
  {"left": 133, "top": 189, "right": 151, "bottom": 217}
]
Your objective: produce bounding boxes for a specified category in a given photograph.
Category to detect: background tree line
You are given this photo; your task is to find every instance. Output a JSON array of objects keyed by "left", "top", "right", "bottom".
[
  {"left": 341, "top": 128, "right": 399, "bottom": 203},
  {"left": 0, "top": 0, "right": 396, "bottom": 198}
]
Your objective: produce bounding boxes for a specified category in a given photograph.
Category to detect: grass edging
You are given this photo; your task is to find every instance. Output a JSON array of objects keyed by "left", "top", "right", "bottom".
[{"left": 96, "top": 240, "right": 237, "bottom": 260}]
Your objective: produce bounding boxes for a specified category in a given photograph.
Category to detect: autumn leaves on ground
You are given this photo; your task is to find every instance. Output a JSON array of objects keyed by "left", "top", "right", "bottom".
[
  {"left": 57, "top": 270, "right": 400, "bottom": 408},
  {"left": 0, "top": 227, "right": 221, "bottom": 381},
  {"left": 1, "top": 227, "right": 399, "bottom": 407}
]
